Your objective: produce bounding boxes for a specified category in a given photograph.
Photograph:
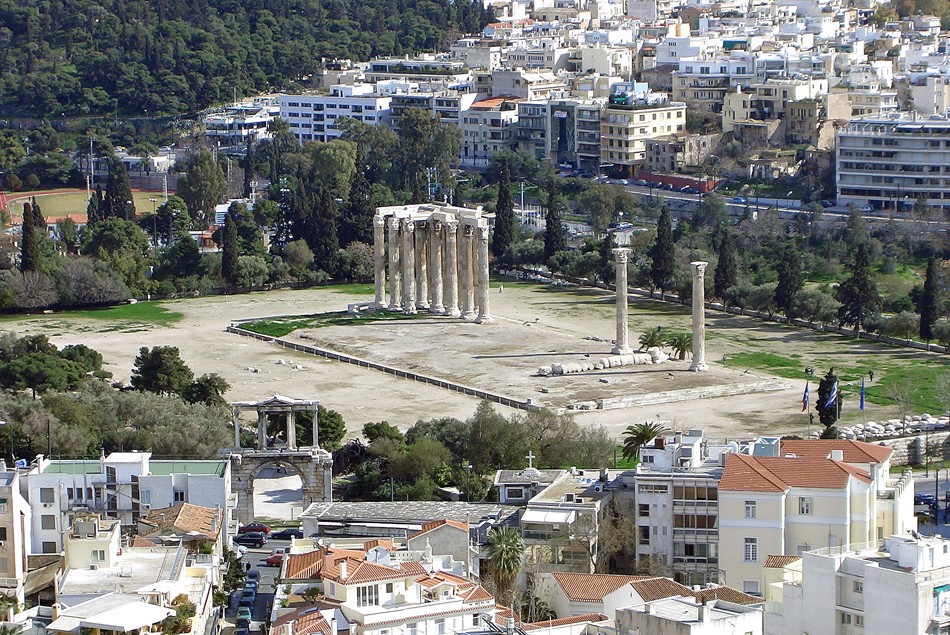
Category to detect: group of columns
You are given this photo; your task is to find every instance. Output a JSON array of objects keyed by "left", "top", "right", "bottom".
[
  {"left": 373, "top": 213, "right": 492, "bottom": 323},
  {"left": 611, "top": 248, "right": 707, "bottom": 371}
]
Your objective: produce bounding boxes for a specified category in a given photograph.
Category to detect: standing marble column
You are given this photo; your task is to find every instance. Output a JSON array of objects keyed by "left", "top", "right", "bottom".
[
  {"left": 233, "top": 407, "right": 241, "bottom": 449},
  {"left": 373, "top": 215, "right": 387, "bottom": 306},
  {"left": 286, "top": 410, "right": 297, "bottom": 449},
  {"left": 475, "top": 225, "right": 493, "bottom": 323},
  {"left": 689, "top": 261, "right": 709, "bottom": 371},
  {"left": 415, "top": 221, "right": 429, "bottom": 309},
  {"left": 402, "top": 219, "right": 417, "bottom": 314},
  {"left": 257, "top": 410, "right": 267, "bottom": 450},
  {"left": 612, "top": 248, "right": 633, "bottom": 354},
  {"left": 443, "top": 219, "right": 461, "bottom": 317},
  {"left": 460, "top": 225, "right": 476, "bottom": 320},
  {"left": 429, "top": 220, "right": 445, "bottom": 314},
  {"left": 387, "top": 217, "right": 402, "bottom": 311}
]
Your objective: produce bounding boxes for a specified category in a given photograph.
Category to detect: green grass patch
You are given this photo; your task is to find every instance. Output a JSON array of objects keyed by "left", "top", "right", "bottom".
[
  {"left": 8, "top": 190, "right": 165, "bottom": 219},
  {"left": 0, "top": 301, "right": 182, "bottom": 325},
  {"left": 613, "top": 447, "right": 639, "bottom": 470},
  {"left": 327, "top": 283, "right": 375, "bottom": 295},
  {"left": 239, "top": 310, "right": 424, "bottom": 337}
]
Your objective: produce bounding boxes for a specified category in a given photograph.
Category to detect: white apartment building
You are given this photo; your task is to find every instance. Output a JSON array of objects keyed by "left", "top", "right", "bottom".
[
  {"left": 0, "top": 467, "right": 30, "bottom": 604},
  {"left": 846, "top": 81, "right": 899, "bottom": 117},
  {"left": 202, "top": 98, "right": 279, "bottom": 147},
  {"left": 601, "top": 89, "right": 686, "bottom": 177},
  {"left": 765, "top": 533, "right": 950, "bottom": 635},
  {"left": 655, "top": 34, "right": 722, "bottom": 66},
  {"left": 461, "top": 97, "right": 521, "bottom": 168},
  {"left": 837, "top": 112, "right": 950, "bottom": 213},
  {"left": 363, "top": 57, "right": 471, "bottom": 87},
  {"left": 910, "top": 76, "right": 950, "bottom": 116},
  {"left": 672, "top": 52, "right": 756, "bottom": 112},
  {"left": 280, "top": 85, "right": 391, "bottom": 144},
  {"left": 617, "top": 597, "right": 763, "bottom": 635},
  {"left": 25, "top": 452, "right": 231, "bottom": 554},
  {"left": 389, "top": 91, "right": 480, "bottom": 133},
  {"left": 506, "top": 44, "right": 573, "bottom": 72},
  {"left": 450, "top": 38, "right": 506, "bottom": 70}
]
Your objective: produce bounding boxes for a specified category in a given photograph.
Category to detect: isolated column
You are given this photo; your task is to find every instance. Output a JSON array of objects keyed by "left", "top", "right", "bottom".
[
  {"left": 233, "top": 407, "right": 241, "bottom": 449},
  {"left": 387, "top": 217, "right": 402, "bottom": 311},
  {"left": 373, "top": 215, "right": 387, "bottom": 306},
  {"left": 460, "top": 225, "right": 476, "bottom": 320},
  {"left": 689, "top": 261, "right": 709, "bottom": 371},
  {"left": 475, "top": 225, "right": 493, "bottom": 323},
  {"left": 429, "top": 220, "right": 445, "bottom": 313},
  {"left": 415, "top": 221, "right": 429, "bottom": 309},
  {"left": 612, "top": 248, "right": 633, "bottom": 354},
  {"left": 443, "top": 219, "right": 461, "bottom": 317},
  {"left": 286, "top": 410, "right": 297, "bottom": 449},
  {"left": 402, "top": 219, "right": 417, "bottom": 314}
]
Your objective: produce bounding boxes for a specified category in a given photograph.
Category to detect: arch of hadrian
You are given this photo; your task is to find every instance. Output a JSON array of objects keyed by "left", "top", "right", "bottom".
[{"left": 373, "top": 204, "right": 492, "bottom": 323}]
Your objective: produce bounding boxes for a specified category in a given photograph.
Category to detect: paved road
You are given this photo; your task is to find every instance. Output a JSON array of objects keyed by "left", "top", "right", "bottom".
[
  {"left": 914, "top": 473, "right": 950, "bottom": 538},
  {"left": 225, "top": 537, "right": 291, "bottom": 633}
]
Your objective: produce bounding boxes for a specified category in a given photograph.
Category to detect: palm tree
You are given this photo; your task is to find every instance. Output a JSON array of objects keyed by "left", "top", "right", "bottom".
[
  {"left": 667, "top": 332, "right": 693, "bottom": 360},
  {"left": 638, "top": 328, "right": 665, "bottom": 351},
  {"left": 485, "top": 526, "right": 524, "bottom": 606},
  {"left": 621, "top": 421, "right": 670, "bottom": 461}
]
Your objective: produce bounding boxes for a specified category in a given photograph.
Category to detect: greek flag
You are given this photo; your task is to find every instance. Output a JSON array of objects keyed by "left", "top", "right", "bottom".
[
  {"left": 825, "top": 380, "right": 839, "bottom": 410},
  {"left": 860, "top": 377, "right": 865, "bottom": 412},
  {"left": 14, "top": 459, "right": 27, "bottom": 468},
  {"left": 802, "top": 383, "right": 809, "bottom": 412}
]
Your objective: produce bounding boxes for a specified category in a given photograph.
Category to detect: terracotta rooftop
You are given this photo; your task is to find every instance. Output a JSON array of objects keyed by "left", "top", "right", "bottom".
[
  {"left": 719, "top": 453, "right": 871, "bottom": 492},
  {"left": 764, "top": 555, "right": 803, "bottom": 568},
  {"left": 470, "top": 97, "right": 520, "bottom": 109},
  {"left": 521, "top": 614, "right": 609, "bottom": 630},
  {"left": 408, "top": 519, "right": 469, "bottom": 541},
  {"left": 137, "top": 502, "right": 221, "bottom": 539},
  {"left": 363, "top": 539, "right": 394, "bottom": 551},
  {"left": 693, "top": 586, "right": 761, "bottom": 605},
  {"left": 285, "top": 549, "right": 327, "bottom": 580},
  {"left": 629, "top": 577, "right": 695, "bottom": 602},
  {"left": 269, "top": 608, "right": 333, "bottom": 635},
  {"left": 777, "top": 439, "right": 892, "bottom": 464},
  {"left": 551, "top": 573, "right": 648, "bottom": 602}
]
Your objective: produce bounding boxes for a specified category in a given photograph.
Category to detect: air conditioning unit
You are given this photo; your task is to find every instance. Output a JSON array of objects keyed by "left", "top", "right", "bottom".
[
  {"left": 575, "top": 497, "right": 585, "bottom": 504},
  {"left": 89, "top": 564, "right": 99, "bottom": 570},
  {"left": 594, "top": 485, "right": 603, "bottom": 492},
  {"left": 43, "top": 503, "right": 52, "bottom": 508},
  {"left": 142, "top": 504, "right": 151, "bottom": 510}
]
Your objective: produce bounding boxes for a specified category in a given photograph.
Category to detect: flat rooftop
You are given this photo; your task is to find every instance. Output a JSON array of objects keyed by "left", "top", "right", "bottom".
[
  {"left": 59, "top": 546, "right": 183, "bottom": 597},
  {"left": 303, "top": 501, "right": 518, "bottom": 524},
  {"left": 530, "top": 470, "right": 622, "bottom": 505}
]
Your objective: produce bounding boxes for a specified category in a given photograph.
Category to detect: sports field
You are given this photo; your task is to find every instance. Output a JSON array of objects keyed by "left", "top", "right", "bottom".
[{"left": 5, "top": 189, "right": 167, "bottom": 220}]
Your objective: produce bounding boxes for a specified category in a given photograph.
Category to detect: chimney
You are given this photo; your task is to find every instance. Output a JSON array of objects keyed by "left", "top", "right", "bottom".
[
  {"left": 506, "top": 617, "right": 515, "bottom": 635},
  {"left": 340, "top": 560, "right": 348, "bottom": 580},
  {"left": 701, "top": 602, "right": 712, "bottom": 623},
  {"left": 830, "top": 449, "right": 844, "bottom": 461}
]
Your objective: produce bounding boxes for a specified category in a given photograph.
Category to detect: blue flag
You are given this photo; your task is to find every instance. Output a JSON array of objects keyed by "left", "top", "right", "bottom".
[
  {"left": 802, "top": 383, "right": 809, "bottom": 412},
  {"left": 825, "top": 380, "right": 838, "bottom": 410},
  {"left": 14, "top": 459, "right": 27, "bottom": 468},
  {"left": 860, "top": 377, "right": 865, "bottom": 412}
]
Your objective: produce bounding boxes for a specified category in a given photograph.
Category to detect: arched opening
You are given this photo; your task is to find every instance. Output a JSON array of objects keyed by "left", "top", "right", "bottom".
[{"left": 251, "top": 462, "right": 304, "bottom": 521}]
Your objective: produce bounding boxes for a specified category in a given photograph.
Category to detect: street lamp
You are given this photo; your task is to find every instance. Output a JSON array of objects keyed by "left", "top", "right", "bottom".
[{"left": 149, "top": 197, "right": 158, "bottom": 247}]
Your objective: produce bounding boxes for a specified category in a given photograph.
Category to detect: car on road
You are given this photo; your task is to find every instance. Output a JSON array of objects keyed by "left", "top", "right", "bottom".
[
  {"left": 859, "top": 205, "right": 873, "bottom": 213},
  {"left": 239, "top": 595, "right": 255, "bottom": 609},
  {"left": 235, "top": 628, "right": 250, "bottom": 635},
  {"left": 682, "top": 187, "right": 700, "bottom": 194},
  {"left": 633, "top": 179, "right": 648, "bottom": 186},
  {"left": 236, "top": 618, "right": 251, "bottom": 630},
  {"left": 916, "top": 493, "right": 937, "bottom": 505},
  {"left": 820, "top": 199, "right": 835, "bottom": 208},
  {"left": 237, "top": 607, "right": 253, "bottom": 622},
  {"left": 238, "top": 523, "right": 271, "bottom": 535},
  {"left": 266, "top": 553, "right": 284, "bottom": 567},
  {"left": 244, "top": 581, "right": 259, "bottom": 592},
  {"left": 246, "top": 569, "right": 261, "bottom": 581},
  {"left": 731, "top": 196, "right": 746, "bottom": 204},
  {"left": 270, "top": 527, "right": 304, "bottom": 540},
  {"left": 233, "top": 532, "right": 268, "bottom": 548}
]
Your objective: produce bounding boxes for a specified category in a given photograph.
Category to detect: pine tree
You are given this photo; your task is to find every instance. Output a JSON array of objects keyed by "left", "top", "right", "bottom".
[
  {"left": 86, "top": 188, "right": 101, "bottom": 227},
  {"left": 774, "top": 242, "right": 803, "bottom": 318},
  {"left": 920, "top": 256, "right": 939, "bottom": 341},
  {"left": 836, "top": 242, "right": 880, "bottom": 331},
  {"left": 222, "top": 214, "right": 239, "bottom": 286},
  {"left": 816, "top": 367, "right": 841, "bottom": 433},
  {"left": 313, "top": 186, "right": 340, "bottom": 276},
  {"left": 713, "top": 230, "right": 737, "bottom": 300},
  {"left": 104, "top": 158, "right": 135, "bottom": 221},
  {"left": 243, "top": 137, "right": 255, "bottom": 200},
  {"left": 543, "top": 180, "right": 567, "bottom": 262},
  {"left": 492, "top": 160, "right": 515, "bottom": 259},
  {"left": 19, "top": 202, "right": 38, "bottom": 273},
  {"left": 650, "top": 204, "right": 675, "bottom": 294}
]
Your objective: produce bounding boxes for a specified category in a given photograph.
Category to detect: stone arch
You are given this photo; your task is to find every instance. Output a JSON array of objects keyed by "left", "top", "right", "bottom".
[{"left": 230, "top": 449, "right": 332, "bottom": 525}]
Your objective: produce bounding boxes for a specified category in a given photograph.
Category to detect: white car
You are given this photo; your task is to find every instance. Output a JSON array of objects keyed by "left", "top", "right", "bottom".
[{"left": 234, "top": 545, "right": 248, "bottom": 560}]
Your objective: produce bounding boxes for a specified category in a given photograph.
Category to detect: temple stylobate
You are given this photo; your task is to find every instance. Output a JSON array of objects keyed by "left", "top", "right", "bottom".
[{"left": 373, "top": 204, "right": 492, "bottom": 324}]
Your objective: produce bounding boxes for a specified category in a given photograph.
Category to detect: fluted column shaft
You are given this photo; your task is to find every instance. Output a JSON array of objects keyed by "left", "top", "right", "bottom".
[
  {"left": 387, "top": 218, "right": 402, "bottom": 310},
  {"left": 612, "top": 248, "right": 632, "bottom": 354},
  {"left": 373, "top": 215, "right": 387, "bottom": 305},
  {"left": 443, "top": 220, "right": 460, "bottom": 317},
  {"left": 429, "top": 220, "right": 445, "bottom": 313},
  {"left": 415, "top": 221, "right": 429, "bottom": 309},
  {"left": 689, "top": 261, "right": 709, "bottom": 371},
  {"left": 475, "top": 225, "right": 492, "bottom": 323},
  {"left": 460, "top": 225, "right": 476, "bottom": 319},
  {"left": 402, "top": 219, "right": 417, "bottom": 314}
]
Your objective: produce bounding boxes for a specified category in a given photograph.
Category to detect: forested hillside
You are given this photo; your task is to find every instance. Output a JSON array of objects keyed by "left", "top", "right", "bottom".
[{"left": 0, "top": 0, "right": 492, "bottom": 117}]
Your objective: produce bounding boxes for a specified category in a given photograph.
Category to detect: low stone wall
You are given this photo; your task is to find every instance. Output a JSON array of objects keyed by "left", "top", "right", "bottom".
[{"left": 878, "top": 431, "right": 950, "bottom": 466}]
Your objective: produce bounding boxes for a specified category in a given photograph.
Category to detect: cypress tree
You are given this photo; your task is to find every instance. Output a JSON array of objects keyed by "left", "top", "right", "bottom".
[
  {"left": 920, "top": 256, "right": 939, "bottom": 341},
  {"left": 713, "top": 230, "right": 737, "bottom": 300},
  {"left": 341, "top": 147, "right": 374, "bottom": 246},
  {"left": 491, "top": 160, "right": 515, "bottom": 259},
  {"left": 243, "top": 137, "right": 255, "bottom": 200},
  {"left": 774, "top": 242, "right": 803, "bottom": 318},
  {"left": 30, "top": 196, "right": 45, "bottom": 227},
  {"left": 222, "top": 214, "right": 239, "bottom": 285},
  {"left": 20, "top": 202, "right": 38, "bottom": 273},
  {"left": 543, "top": 180, "right": 567, "bottom": 262},
  {"left": 104, "top": 158, "right": 135, "bottom": 221},
  {"left": 86, "top": 188, "right": 101, "bottom": 227},
  {"left": 836, "top": 242, "right": 880, "bottom": 331},
  {"left": 650, "top": 204, "right": 675, "bottom": 295},
  {"left": 313, "top": 186, "right": 340, "bottom": 276},
  {"left": 817, "top": 367, "right": 841, "bottom": 433}
]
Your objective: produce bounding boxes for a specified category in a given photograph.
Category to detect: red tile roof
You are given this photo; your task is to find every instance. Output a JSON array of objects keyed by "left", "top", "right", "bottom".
[
  {"left": 323, "top": 556, "right": 427, "bottom": 585},
  {"left": 521, "top": 614, "right": 609, "bottom": 630},
  {"left": 719, "top": 454, "right": 870, "bottom": 492},
  {"left": 629, "top": 577, "right": 695, "bottom": 602},
  {"left": 694, "top": 586, "right": 761, "bottom": 605},
  {"left": 551, "top": 573, "right": 648, "bottom": 602},
  {"left": 286, "top": 549, "right": 327, "bottom": 580},
  {"left": 363, "top": 539, "right": 394, "bottom": 551},
  {"left": 270, "top": 609, "right": 332, "bottom": 635},
  {"left": 778, "top": 439, "right": 892, "bottom": 464},
  {"left": 408, "top": 519, "right": 469, "bottom": 541},
  {"left": 764, "top": 555, "right": 802, "bottom": 568}
]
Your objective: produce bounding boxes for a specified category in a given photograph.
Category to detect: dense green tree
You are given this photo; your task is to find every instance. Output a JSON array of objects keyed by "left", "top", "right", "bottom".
[
  {"left": 836, "top": 243, "right": 880, "bottom": 330},
  {"left": 317, "top": 405, "right": 346, "bottom": 451},
  {"left": 650, "top": 205, "right": 675, "bottom": 294},
  {"left": 103, "top": 159, "right": 135, "bottom": 221},
  {"left": 362, "top": 421, "right": 405, "bottom": 444},
  {"left": 159, "top": 237, "right": 201, "bottom": 280},
  {"left": 485, "top": 527, "right": 524, "bottom": 606},
  {"left": 19, "top": 203, "right": 39, "bottom": 273},
  {"left": 177, "top": 149, "right": 226, "bottom": 229},
  {"left": 492, "top": 160, "right": 515, "bottom": 258},
  {"left": 340, "top": 146, "right": 375, "bottom": 247},
  {"left": 182, "top": 373, "right": 230, "bottom": 408},
  {"left": 130, "top": 346, "right": 195, "bottom": 396},
  {"left": 543, "top": 180, "right": 567, "bottom": 262},
  {"left": 713, "top": 231, "right": 737, "bottom": 300},
  {"left": 774, "top": 243, "right": 803, "bottom": 318},
  {"left": 156, "top": 196, "right": 191, "bottom": 243},
  {"left": 311, "top": 187, "right": 340, "bottom": 275},
  {"left": 816, "top": 368, "right": 840, "bottom": 434},
  {"left": 221, "top": 214, "right": 239, "bottom": 285},
  {"left": 598, "top": 232, "right": 615, "bottom": 284},
  {"left": 397, "top": 109, "right": 460, "bottom": 197},
  {"left": 920, "top": 257, "right": 940, "bottom": 341},
  {"left": 695, "top": 192, "right": 727, "bottom": 230}
]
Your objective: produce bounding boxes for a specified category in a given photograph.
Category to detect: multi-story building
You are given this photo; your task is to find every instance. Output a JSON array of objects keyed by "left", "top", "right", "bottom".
[
  {"left": 280, "top": 85, "right": 391, "bottom": 144},
  {"left": 717, "top": 439, "right": 915, "bottom": 596},
  {"left": 202, "top": 98, "right": 280, "bottom": 147},
  {"left": 617, "top": 597, "right": 763, "bottom": 635},
  {"left": 672, "top": 52, "right": 755, "bottom": 112},
  {"left": 765, "top": 533, "right": 950, "bottom": 635},
  {"left": 845, "top": 81, "right": 899, "bottom": 117},
  {"left": 910, "top": 75, "right": 950, "bottom": 116},
  {"left": 487, "top": 69, "right": 567, "bottom": 100},
  {"left": 785, "top": 93, "right": 851, "bottom": 149},
  {"left": 363, "top": 57, "right": 471, "bottom": 88},
  {"left": 461, "top": 97, "right": 521, "bottom": 168},
  {"left": 450, "top": 38, "right": 506, "bottom": 70},
  {"left": 0, "top": 466, "right": 30, "bottom": 604},
  {"left": 25, "top": 452, "right": 231, "bottom": 554},
  {"left": 645, "top": 132, "right": 720, "bottom": 173},
  {"left": 506, "top": 44, "right": 573, "bottom": 72},
  {"left": 389, "top": 91, "right": 479, "bottom": 133},
  {"left": 601, "top": 87, "right": 686, "bottom": 177},
  {"left": 836, "top": 112, "right": 950, "bottom": 212}
]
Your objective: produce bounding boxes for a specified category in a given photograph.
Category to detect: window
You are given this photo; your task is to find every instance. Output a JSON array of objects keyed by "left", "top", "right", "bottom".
[
  {"left": 745, "top": 501, "right": 756, "bottom": 518},
  {"left": 436, "top": 620, "right": 446, "bottom": 635},
  {"left": 639, "top": 504, "right": 650, "bottom": 517},
  {"left": 742, "top": 580, "right": 759, "bottom": 594},
  {"left": 0, "top": 528, "right": 6, "bottom": 541},
  {"left": 799, "top": 497, "right": 812, "bottom": 515},
  {"left": 92, "top": 549, "right": 105, "bottom": 562},
  {"left": 67, "top": 488, "right": 74, "bottom": 499},
  {"left": 0, "top": 501, "right": 7, "bottom": 513},
  {"left": 385, "top": 583, "right": 393, "bottom": 593},
  {"left": 357, "top": 585, "right": 379, "bottom": 607},
  {"left": 841, "top": 613, "right": 852, "bottom": 624},
  {"left": 0, "top": 559, "right": 7, "bottom": 572},
  {"left": 41, "top": 515, "right": 56, "bottom": 530},
  {"left": 174, "top": 490, "right": 185, "bottom": 502},
  {"left": 407, "top": 624, "right": 418, "bottom": 635},
  {"left": 853, "top": 580, "right": 863, "bottom": 593},
  {"left": 40, "top": 488, "right": 54, "bottom": 503},
  {"left": 140, "top": 490, "right": 151, "bottom": 505},
  {"left": 639, "top": 526, "right": 650, "bottom": 545},
  {"left": 507, "top": 488, "right": 524, "bottom": 499},
  {"left": 42, "top": 541, "right": 57, "bottom": 554},
  {"left": 744, "top": 537, "right": 758, "bottom": 562},
  {"left": 855, "top": 615, "right": 864, "bottom": 626}
]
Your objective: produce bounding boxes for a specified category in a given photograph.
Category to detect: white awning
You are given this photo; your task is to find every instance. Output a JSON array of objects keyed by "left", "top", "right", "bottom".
[
  {"left": 522, "top": 508, "right": 576, "bottom": 524},
  {"left": 82, "top": 603, "right": 175, "bottom": 632}
]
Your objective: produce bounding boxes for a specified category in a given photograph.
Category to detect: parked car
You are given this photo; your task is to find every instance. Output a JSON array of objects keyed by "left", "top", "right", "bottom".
[
  {"left": 731, "top": 196, "right": 746, "bottom": 204},
  {"left": 682, "top": 187, "right": 700, "bottom": 194},
  {"left": 633, "top": 179, "right": 648, "bottom": 186},
  {"left": 243, "top": 580, "right": 259, "bottom": 592},
  {"left": 246, "top": 569, "right": 261, "bottom": 581},
  {"left": 238, "top": 523, "right": 271, "bottom": 535},
  {"left": 233, "top": 532, "right": 268, "bottom": 548},
  {"left": 663, "top": 183, "right": 676, "bottom": 190},
  {"left": 233, "top": 545, "right": 248, "bottom": 560},
  {"left": 237, "top": 607, "right": 253, "bottom": 622},
  {"left": 270, "top": 527, "right": 304, "bottom": 540},
  {"left": 266, "top": 553, "right": 284, "bottom": 567},
  {"left": 859, "top": 204, "right": 873, "bottom": 213},
  {"left": 820, "top": 199, "right": 835, "bottom": 208},
  {"left": 236, "top": 618, "right": 251, "bottom": 630},
  {"left": 239, "top": 595, "right": 255, "bottom": 609}
]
